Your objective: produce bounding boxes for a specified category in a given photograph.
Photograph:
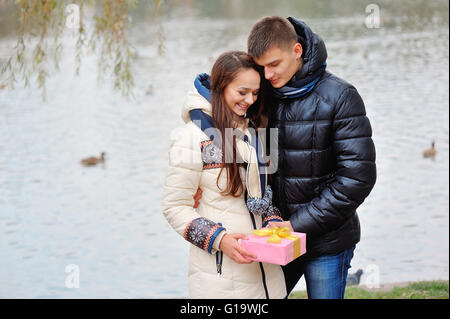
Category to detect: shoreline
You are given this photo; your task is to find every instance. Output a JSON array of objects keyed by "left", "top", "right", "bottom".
[
  {"left": 292, "top": 279, "right": 449, "bottom": 293},
  {"left": 289, "top": 280, "right": 449, "bottom": 299},
  {"left": 354, "top": 280, "right": 449, "bottom": 292}
]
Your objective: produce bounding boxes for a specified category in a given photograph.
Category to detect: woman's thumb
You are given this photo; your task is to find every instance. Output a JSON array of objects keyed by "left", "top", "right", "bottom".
[{"left": 231, "top": 233, "right": 248, "bottom": 240}]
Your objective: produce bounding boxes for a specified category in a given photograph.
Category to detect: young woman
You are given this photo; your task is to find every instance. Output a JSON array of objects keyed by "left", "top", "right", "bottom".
[{"left": 162, "top": 51, "right": 286, "bottom": 299}]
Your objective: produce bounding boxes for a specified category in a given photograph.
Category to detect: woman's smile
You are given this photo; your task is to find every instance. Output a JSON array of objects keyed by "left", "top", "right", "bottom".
[{"left": 236, "top": 103, "right": 249, "bottom": 112}]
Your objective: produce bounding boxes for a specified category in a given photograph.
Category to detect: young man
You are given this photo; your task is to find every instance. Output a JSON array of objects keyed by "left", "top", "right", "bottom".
[{"left": 247, "top": 16, "right": 377, "bottom": 299}]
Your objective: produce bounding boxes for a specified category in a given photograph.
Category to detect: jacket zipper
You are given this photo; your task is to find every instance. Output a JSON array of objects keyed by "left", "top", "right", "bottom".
[
  {"left": 279, "top": 101, "right": 287, "bottom": 215},
  {"left": 311, "top": 102, "right": 319, "bottom": 178}
]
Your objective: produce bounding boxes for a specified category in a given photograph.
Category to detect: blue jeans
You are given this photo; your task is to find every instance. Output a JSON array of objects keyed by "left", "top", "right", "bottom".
[{"left": 282, "top": 245, "right": 355, "bottom": 299}]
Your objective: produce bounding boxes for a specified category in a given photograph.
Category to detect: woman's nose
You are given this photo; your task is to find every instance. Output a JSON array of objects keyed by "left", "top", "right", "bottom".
[{"left": 245, "top": 94, "right": 255, "bottom": 105}]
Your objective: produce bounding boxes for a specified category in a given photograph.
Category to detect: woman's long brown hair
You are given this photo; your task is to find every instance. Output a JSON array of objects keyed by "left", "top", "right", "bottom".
[{"left": 210, "top": 51, "right": 268, "bottom": 197}]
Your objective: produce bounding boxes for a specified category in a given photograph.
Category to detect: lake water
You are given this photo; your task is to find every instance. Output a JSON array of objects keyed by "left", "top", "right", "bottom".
[{"left": 0, "top": 0, "right": 448, "bottom": 298}]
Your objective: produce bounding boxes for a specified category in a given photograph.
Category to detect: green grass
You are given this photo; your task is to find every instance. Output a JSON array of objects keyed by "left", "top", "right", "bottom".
[{"left": 288, "top": 280, "right": 449, "bottom": 299}]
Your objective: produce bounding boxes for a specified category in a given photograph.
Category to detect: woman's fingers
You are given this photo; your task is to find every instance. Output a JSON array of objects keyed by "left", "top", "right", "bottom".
[
  {"left": 232, "top": 234, "right": 257, "bottom": 259},
  {"left": 232, "top": 254, "right": 248, "bottom": 264},
  {"left": 267, "top": 221, "right": 279, "bottom": 228},
  {"left": 230, "top": 233, "right": 248, "bottom": 240},
  {"left": 220, "top": 233, "right": 256, "bottom": 264},
  {"left": 237, "top": 245, "right": 257, "bottom": 259},
  {"left": 231, "top": 234, "right": 254, "bottom": 263},
  {"left": 233, "top": 250, "right": 254, "bottom": 264},
  {"left": 268, "top": 221, "right": 294, "bottom": 232},
  {"left": 232, "top": 234, "right": 256, "bottom": 262}
]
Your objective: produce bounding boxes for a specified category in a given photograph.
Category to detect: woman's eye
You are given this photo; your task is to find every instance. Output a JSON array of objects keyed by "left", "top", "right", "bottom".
[{"left": 239, "top": 91, "right": 246, "bottom": 96}]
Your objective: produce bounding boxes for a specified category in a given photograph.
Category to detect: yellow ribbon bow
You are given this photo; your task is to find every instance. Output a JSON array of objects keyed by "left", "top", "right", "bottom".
[
  {"left": 252, "top": 227, "right": 296, "bottom": 243},
  {"left": 252, "top": 227, "right": 301, "bottom": 259}
]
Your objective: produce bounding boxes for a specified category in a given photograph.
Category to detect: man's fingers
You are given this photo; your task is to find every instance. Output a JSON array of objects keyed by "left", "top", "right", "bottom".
[
  {"left": 193, "top": 188, "right": 202, "bottom": 200},
  {"left": 193, "top": 188, "right": 202, "bottom": 208}
]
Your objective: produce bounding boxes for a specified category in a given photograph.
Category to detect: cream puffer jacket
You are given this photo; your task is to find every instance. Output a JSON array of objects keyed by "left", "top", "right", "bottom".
[{"left": 162, "top": 86, "right": 287, "bottom": 299}]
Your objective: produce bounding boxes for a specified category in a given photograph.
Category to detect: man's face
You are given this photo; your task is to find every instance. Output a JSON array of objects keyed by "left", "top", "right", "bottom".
[{"left": 253, "top": 43, "right": 303, "bottom": 88}]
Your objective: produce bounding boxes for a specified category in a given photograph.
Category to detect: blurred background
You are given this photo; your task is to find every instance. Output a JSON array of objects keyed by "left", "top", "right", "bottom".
[{"left": 0, "top": 0, "right": 448, "bottom": 298}]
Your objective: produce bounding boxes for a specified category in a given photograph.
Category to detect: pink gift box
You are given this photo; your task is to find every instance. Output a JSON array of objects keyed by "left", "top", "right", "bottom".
[{"left": 240, "top": 231, "right": 306, "bottom": 266}]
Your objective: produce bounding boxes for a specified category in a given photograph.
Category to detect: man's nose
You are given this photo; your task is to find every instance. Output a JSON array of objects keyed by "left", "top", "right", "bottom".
[{"left": 264, "top": 68, "right": 273, "bottom": 80}]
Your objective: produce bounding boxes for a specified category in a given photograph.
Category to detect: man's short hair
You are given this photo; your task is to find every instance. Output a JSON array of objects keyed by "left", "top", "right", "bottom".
[{"left": 248, "top": 16, "right": 298, "bottom": 58}]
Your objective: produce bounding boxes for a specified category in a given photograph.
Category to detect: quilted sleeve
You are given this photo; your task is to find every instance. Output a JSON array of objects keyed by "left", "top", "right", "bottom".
[
  {"left": 162, "top": 123, "right": 226, "bottom": 254},
  {"left": 289, "top": 86, "right": 377, "bottom": 237}
]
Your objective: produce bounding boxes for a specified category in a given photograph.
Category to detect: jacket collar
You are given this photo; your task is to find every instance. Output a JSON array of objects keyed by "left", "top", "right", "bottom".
[{"left": 287, "top": 17, "right": 328, "bottom": 81}]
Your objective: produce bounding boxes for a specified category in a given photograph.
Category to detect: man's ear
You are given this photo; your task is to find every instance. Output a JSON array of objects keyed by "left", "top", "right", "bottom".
[{"left": 293, "top": 42, "right": 303, "bottom": 59}]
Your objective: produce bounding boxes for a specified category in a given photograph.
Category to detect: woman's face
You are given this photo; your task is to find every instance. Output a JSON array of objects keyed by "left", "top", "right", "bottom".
[{"left": 223, "top": 68, "right": 260, "bottom": 117}]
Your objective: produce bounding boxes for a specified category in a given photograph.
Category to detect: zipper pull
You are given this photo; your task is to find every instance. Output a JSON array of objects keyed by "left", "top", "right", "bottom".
[
  {"left": 216, "top": 263, "right": 222, "bottom": 278},
  {"left": 216, "top": 251, "right": 223, "bottom": 278},
  {"left": 216, "top": 223, "right": 223, "bottom": 277}
]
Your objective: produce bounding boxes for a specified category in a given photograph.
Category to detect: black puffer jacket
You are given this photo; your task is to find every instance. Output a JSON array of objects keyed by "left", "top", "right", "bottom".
[{"left": 269, "top": 17, "right": 377, "bottom": 257}]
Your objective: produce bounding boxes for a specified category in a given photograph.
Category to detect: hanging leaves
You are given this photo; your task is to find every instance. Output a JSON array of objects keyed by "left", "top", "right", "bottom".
[{"left": 0, "top": 0, "right": 164, "bottom": 101}]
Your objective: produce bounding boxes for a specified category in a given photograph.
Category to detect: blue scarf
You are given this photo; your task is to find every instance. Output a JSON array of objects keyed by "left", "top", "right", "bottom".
[
  {"left": 194, "top": 73, "right": 212, "bottom": 102},
  {"left": 272, "top": 62, "right": 327, "bottom": 99}
]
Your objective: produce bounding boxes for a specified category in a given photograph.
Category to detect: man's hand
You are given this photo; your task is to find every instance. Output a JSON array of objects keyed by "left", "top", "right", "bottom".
[
  {"left": 219, "top": 233, "right": 257, "bottom": 264},
  {"left": 193, "top": 188, "right": 202, "bottom": 208},
  {"left": 268, "top": 221, "right": 294, "bottom": 232}
]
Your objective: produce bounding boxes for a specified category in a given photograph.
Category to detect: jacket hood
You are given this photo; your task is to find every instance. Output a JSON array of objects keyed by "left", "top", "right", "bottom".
[
  {"left": 182, "top": 73, "right": 213, "bottom": 123},
  {"left": 287, "top": 17, "right": 328, "bottom": 79}
]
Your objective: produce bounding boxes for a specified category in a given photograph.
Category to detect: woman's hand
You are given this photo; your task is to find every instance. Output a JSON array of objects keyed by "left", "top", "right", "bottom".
[{"left": 219, "top": 233, "right": 257, "bottom": 264}]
